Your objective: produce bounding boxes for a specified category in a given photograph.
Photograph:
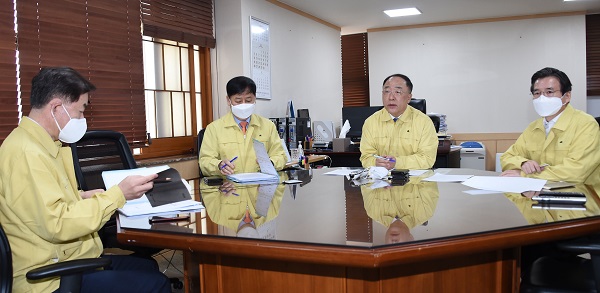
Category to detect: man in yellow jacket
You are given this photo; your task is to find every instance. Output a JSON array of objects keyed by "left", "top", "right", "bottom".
[
  {"left": 0, "top": 67, "right": 170, "bottom": 293},
  {"left": 360, "top": 74, "right": 438, "bottom": 170},
  {"left": 501, "top": 67, "right": 600, "bottom": 185},
  {"left": 200, "top": 76, "right": 287, "bottom": 176}
]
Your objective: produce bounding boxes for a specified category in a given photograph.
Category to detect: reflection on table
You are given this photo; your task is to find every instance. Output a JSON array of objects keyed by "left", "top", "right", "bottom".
[
  {"left": 360, "top": 177, "right": 439, "bottom": 244},
  {"left": 201, "top": 179, "right": 286, "bottom": 239},
  {"left": 118, "top": 168, "right": 600, "bottom": 293}
]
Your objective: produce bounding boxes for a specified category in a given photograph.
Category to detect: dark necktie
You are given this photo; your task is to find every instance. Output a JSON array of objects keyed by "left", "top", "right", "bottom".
[{"left": 393, "top": 117, "right": 398, "bottom": 122}]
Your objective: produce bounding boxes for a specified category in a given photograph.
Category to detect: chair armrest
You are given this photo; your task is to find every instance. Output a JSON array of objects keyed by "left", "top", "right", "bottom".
[
  {"left": 26, "top": 258, "right": 111, "bottom": 280},
  {"left": 557, "top": 236, "right": 600, "bottom": 254}
]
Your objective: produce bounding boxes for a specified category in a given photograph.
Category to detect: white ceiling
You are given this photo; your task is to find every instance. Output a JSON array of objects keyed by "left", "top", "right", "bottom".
[{"left": 279, "top": 0, "right": 600, "bottom": 34}]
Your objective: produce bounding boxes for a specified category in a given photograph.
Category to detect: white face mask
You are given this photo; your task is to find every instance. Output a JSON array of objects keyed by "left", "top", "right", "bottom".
[
  {"left": 532, "top": 94, "right": 564, "bottom": 117},
  {"left": 52, "top": 104, "right": 87, "bottom": 143},
  {"left": 231, "top": 103, "right": 255, "bottom": 120}
]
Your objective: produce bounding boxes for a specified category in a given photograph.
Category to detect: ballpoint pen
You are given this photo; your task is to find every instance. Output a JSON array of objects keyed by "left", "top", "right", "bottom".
[
  {"left": 220, "top": 156, "right": 238, "bottom": 169},
  {"left": 373, "top": 154, "right": 396, "bottom": 162},
  {"left": 152, "top": 178, "right": 172, "bottom": 183}
]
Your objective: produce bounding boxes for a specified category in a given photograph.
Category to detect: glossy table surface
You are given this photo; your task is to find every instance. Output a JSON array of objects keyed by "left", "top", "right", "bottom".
[{"left": 119, "top": 168, "right": 600, "bottom": 249}]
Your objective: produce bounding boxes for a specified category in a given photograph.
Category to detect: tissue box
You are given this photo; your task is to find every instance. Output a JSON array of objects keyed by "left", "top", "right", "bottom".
[{"left": 333, "top": 138, "right": 351, "bottom": 152}]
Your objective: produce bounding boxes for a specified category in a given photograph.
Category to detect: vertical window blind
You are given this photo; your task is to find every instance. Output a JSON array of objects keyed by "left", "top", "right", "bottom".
[
  {"left": 587, "top": 14, "right": 600, "bottom": 96},
  {"left": 141, "top": 0, "right": 216, "bottom": 48},
  {"left": 15, "top": 0, "right": 147, "bottom": 144},
  {"left": 0, "top": 2, "right": 18, "bottom": 143},
  {"left": 341, "top": 33, "right": 370, "bottom": 107}
]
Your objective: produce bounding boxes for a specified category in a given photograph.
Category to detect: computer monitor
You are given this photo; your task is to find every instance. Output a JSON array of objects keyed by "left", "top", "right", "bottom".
[{"left": 341, "top": 106, "right": 383, "bottom": 142}]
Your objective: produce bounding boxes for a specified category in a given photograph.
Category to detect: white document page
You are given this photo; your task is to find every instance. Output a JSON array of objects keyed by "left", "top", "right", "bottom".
[
  {"left": 323, "top": 168, "right": 361, "bottom": 176},
  {"left": 422, "top": 173, "right": 474, "bottom": 182},
  {"left": 462, "top": 176, "right": 547, "bottom": 193},
  {"left": 226, "top": 139, "right": 279, "bottom": 183},
  {"left": 101, "top": 165, "right": 204, "bottom": 217},
  {"left": 409, "top": 170, "right": 431, "bottom": 176}
]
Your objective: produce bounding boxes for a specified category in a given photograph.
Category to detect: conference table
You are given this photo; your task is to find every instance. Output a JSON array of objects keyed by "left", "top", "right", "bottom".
[{"left": 117, "top": 168, "right": 600, "bottom": 293}]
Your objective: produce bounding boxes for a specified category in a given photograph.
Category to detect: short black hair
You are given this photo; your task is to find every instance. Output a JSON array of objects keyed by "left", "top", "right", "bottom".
[
  {"left": 530, "top": 67, "right": 572, "bottom": 94},
  {"left": 30, "top": 67, "right": 96, "bottom": 109},
  {"left": 382, "top": 73, "right": 413, "bottom": 93},
  {"left": 226, "top": 76, "right": 257, "bottom": 97}
]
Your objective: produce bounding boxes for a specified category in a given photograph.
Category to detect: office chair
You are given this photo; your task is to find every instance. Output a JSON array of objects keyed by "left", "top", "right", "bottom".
[
  {"left": 70, "top": 130, "right": 182, "bottom": 289},
  {"left": 69, "top": 130, "right": 159, "bottom": 257},
  {"left": 197, "top": 128, "right": 205, "bottom": 177},
  {"left": 408, "top": 98, "right": 426, "bottom": 114},
  {"left": 428, "top": 114, "right": 441, "bottom": 133},
  {"left": 520, "top": 234, "right": 600, "bottom": 293},
  {"left": 0, "top": 224, "right": 110, "bottom": 293},
  {"left": 595, "top": 116, "right": 599, "bottom": 127}
]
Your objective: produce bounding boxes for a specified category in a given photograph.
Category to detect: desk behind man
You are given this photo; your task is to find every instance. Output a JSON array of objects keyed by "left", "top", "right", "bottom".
[{"left": 360, "top": 73, "right": 438, "bottom": 170}]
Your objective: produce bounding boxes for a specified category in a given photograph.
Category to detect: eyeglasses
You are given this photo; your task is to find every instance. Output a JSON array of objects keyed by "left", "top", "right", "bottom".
[
  {"left": 531, "top": 89, "right": 561, "bottom": 98},
  {"left": 382, "top": 89, "right": 406, "bottom": 97}
]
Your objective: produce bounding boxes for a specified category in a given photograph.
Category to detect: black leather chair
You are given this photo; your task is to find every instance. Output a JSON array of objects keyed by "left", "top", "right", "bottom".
[
  {"left": 197, "top": 128, "right": 205, "bottom": 177},
  {"left": 0, "top": 224, "right": 110, "bottom": 293},
  {"left": 428, "top": 114, "right": 441, "bottom": 133},
  {"left": 520, "top": 235, "right": 600, "bottom": 293},
  {"left": 408, "top": 98, "right": 426, "bottom": 114},
  {"left": 70, "top": 130, "right": 182, "bottom": 289},
  {"left": 595, "top": 116, "right": 600, "bottom": 127},
  {"left": 70, "top": 130, "right": 137, "bottom": 191},
  {"left": 69, "top": 130, "right": 158, "bottom": 257}
]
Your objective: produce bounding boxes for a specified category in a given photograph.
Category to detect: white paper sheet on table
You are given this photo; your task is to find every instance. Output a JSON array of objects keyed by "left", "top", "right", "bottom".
[
  {"left": 461, "top": 176, "right": 547, "bottom": 193},
  {"left": 408, "top": 170, "right": 430, "bottom": 176},
  {"left": 323, "top": 168, "right": 360, "bottom": 176},
  {"left": 422, "top": 173, "right": 474, "bottom": 182}
]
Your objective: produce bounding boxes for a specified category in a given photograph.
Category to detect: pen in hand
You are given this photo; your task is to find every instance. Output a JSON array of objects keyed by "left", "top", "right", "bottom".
[
  {"left": 220, "top": 156, "right": 238, "bottom": 170},
  {"left": 374, "top": 154, "right": 396, "bottom": 162}
]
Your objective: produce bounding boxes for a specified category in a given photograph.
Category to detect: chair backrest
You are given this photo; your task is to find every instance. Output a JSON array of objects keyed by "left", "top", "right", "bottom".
[
  {"left": 197, "top": 129, "right": 206, "bottom": 177},
  {"left": 408, "top": 98, "right": 426, "bottom": 114},
  {"left": 196, "top": 129, "right": 205, "bottom": 155},
  {"left": 70, "top": 130, "right": 137, "bottom": 191},
  {"left": 596, "top": 116, "right": 600, "bottom": 127},
  {"left": 427, "top": 114, "right": 441, "bottom": 133},
  {"left": 0, "top": 225, "right": 12, "bottom": 293}
]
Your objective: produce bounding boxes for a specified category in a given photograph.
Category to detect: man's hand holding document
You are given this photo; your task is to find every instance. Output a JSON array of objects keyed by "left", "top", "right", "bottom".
[
  {"left": 102, "top": 165, "right": 204, "bottom": 216},
  {"left": 226, "top": 139, "right": 280, "bottom": 184}
]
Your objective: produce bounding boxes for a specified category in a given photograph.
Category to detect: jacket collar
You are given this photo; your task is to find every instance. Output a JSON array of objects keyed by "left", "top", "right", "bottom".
[{"left": 20, "top": 117, "right": 62, "bottom": 158}]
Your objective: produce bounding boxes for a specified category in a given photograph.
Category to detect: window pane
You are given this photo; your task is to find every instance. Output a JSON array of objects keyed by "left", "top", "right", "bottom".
[
  {"left": 185, "top": 92, "right": 191, "bottom": 135},
  {"left": 196, "top": 93, "right": 202, "bottom": 129},
  {"left": 145, "top": 90, "right": 157, "bottom": 139},
  {"left": 143, "top": 41, "right": 157, "bottom": 89},
  {"left": 172, "top": 92, "right": 185, "bottom": 137},
  {"left": 163, "top": 44, "right": 181, "bottom": 91},
  {"left": 181, "top": 47, "right": 189, "bottom": 91},
  {"left": 194, "top": 49, "right": 201, "bottom": 92},
  {"left": 156, "top": 91, "right": 173, "bottom": 137}
]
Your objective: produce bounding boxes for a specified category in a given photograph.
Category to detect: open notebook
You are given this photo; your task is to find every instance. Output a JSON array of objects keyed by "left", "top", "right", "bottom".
[{"left": 226, "top": 139, "right": 280, "bottom": 183}]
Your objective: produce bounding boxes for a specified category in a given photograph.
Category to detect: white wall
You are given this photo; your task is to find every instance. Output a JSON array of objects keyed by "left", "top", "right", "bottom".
[
  {"left": 213, "top": 0, "right": 343, "bottom": 129},
  {"left": 588, "top": 97, "right": 600, "bottom": 117},
  {"left": 368, "top": 15, "right": 587, "bottom": 134}
]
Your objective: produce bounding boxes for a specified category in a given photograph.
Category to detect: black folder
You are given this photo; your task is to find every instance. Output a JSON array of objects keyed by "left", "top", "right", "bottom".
[{"left": 146, "top": 168, "right": 192, "bottom": 207}]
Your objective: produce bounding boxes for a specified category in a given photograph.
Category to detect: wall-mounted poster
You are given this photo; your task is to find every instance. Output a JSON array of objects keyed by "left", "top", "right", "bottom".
[{"left": 250, "top": 17, "right": 271, "bottom": 100}]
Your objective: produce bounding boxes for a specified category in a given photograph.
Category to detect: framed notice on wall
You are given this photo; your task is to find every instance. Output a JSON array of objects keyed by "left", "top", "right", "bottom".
[{"left": 250, "top": 17, "right": 271, "bottom": 100}]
